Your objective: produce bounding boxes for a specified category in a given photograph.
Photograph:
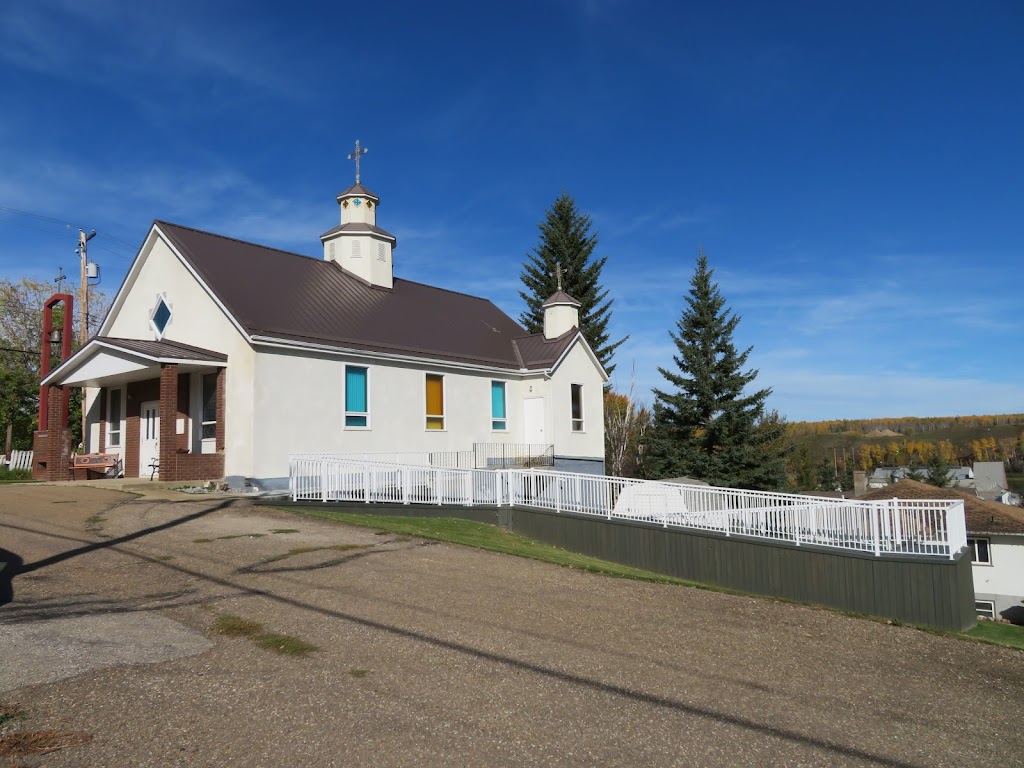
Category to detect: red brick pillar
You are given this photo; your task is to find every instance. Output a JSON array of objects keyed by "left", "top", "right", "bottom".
[
  {"left": 45, "top": 385, "right": 70, "bottom": 481},
  {"left": 215, "top": 367, "right": 226, "bottom": 452},
  {"left": 159, "top": 365, "right": 178, "bottom": 481}
]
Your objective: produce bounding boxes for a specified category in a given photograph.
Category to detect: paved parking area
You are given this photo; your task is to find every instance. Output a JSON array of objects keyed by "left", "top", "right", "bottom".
[{"left": 1, "top": 484, "right": 1023, "bottom": 767}]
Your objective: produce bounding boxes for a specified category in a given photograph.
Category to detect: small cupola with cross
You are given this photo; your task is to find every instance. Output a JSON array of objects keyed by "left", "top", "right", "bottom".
[
  {"left": 542, "top": 263, "right": 581, "bottom": 340},
  {"left": 320, "top": 140, "right": 397, "bottom": 289}
]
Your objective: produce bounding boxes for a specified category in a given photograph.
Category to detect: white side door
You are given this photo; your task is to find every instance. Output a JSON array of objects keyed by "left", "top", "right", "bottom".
[
  {"left": 523, "top": 398, "right": 546, "bottom": 445},
  {"left": 140, "top": 400, "right": 160, "bottom": 479}
]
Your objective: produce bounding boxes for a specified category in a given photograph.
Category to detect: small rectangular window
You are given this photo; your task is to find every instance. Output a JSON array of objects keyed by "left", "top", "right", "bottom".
[
  {"left": 377, "top": 242, "right": 386, "bottom": 262},
  {"left": 491, "top": 381, "right": 507, "bottom": 431},
  {"left": 968, "top": 537, "right": 991, "bottom": 565},
  {"left": 975, "top": 600, "right": 995, "bottom": 620},
  {"left": 425, "top": 374, "right": 444, "bottom": 430},
  {"left": 108, "top": 388, "right": 122, "bottom": 447},
  {"left": 570, "top": 383, "right": 584, "bottom": 432},
  {"left": 345, "top": 366, "right": 369, "bottom": 428},
  {"left": 201, "top": 372, "right": 217, "bottom": 440}
]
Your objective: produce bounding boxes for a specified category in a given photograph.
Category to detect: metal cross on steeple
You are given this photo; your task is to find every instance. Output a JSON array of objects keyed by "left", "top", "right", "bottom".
[
  {"left": 347, "top": 139, "right": 368, "bottom": 185},
  {"left": 555, "top": 262, "right": 563, "bottom": 292}
]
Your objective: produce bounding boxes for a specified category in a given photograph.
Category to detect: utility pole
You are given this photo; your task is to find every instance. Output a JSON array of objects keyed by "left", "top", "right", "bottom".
[
  {"left": 78, "top": 229, "right": 95, "bottom": 345},
  {"left": 77, "top": 228, "right": 95, "bottom": 451}
]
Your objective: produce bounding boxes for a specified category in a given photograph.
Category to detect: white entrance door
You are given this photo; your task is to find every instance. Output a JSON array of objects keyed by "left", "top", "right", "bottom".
[
  {"left": 523, "top": 398, "right": 546, "bottom": 445},
  {"left": 140, "top": 401, "right": 160, "bottom": 479}
]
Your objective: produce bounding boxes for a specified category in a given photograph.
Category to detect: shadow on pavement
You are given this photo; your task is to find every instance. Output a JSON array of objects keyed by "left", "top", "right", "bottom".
[{"left": 0, "top": 547, "right": 23, "bottom": 606}]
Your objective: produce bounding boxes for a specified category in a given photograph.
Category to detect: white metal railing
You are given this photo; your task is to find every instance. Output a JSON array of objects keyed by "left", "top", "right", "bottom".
[
  {"left": 472, "top": 443, "right": 554, "bottom": 468},
  {"left": 288, "top": 457, "right": 968, "bottom": 559},
  {"left": 289, "top": 455, "right": 501, "bottom": 506}
]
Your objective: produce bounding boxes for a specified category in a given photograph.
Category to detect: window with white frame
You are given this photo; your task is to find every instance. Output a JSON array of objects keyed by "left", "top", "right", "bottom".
[
  {"left": 975, "top": 600, "right": 995, "bottom": 620},
  {"left": 968, "top": 537, "right": 991, "bottom": 565},
  {"left": 201, "top": 372, "right": 217, "bottom": 441},
  {"left": 107, "top": 388, "right": 122, "bottom": 447},
  {"left": 491, "top": 381, "right": 507, "bottom": 431},
  {"left": 570, "top": 383, "right": 584, "bottom": 432},
  {"left": 345, "top": 366, "right": 369, "bottom": 428},
  {"left": 425, "top": 374, "right": 445, "bottom": 430}
]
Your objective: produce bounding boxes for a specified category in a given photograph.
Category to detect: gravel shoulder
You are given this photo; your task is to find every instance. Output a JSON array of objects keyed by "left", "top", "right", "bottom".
[{"left": 1, "top": 484, "right": 1022, "bottom": 767}]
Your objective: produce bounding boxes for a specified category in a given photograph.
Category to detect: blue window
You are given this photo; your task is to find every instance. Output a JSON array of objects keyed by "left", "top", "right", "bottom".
[
  {"left": 345, "top": 366, "right": 369, "bottom": 428},
  {"left": 151, "top": 297, "right": 171, "bottom": 336},
  {"left": 491, "top": 381, "right": 507, "bottom": 431}
]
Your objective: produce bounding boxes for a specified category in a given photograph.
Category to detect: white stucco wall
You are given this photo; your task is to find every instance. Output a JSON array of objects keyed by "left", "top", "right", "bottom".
[
  {"left": 972, "top": 534, "right": 1024, "bottom": 615},
  {"left": 250, "top": 344, "right": 607, "bottom": 482},
  {"left": 547, "top": 342, "right": 605, "bottom": 462},
  {"left": 100, "top": 234, "right": 255, "bottom": 476}
]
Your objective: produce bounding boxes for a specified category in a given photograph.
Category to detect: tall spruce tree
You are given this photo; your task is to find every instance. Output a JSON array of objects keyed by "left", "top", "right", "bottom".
[
  {"left": 519, "top": 193, "right": 626, "bottom": 376},
  {"left": 648, "top": 251, "right": 786, "bottom": 490}
]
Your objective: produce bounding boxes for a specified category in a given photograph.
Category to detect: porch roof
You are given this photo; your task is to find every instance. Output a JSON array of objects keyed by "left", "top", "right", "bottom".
[{"left": 41, "top": 337, "right": 227, "bottom": 388}]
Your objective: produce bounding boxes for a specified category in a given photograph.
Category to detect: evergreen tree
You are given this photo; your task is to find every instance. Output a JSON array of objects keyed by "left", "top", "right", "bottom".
[
  {"left": 924, "top": 450, "right": 951, "bottom": 488},
  {"left": 648, "top": 251, "right": 785, "bottom": 490},
  {"left": 519, "top": 193, "right": 626, "bottom": 376}
]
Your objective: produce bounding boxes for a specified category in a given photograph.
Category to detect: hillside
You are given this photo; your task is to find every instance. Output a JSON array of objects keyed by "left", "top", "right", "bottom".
[{"left": 784, "top": 414, "right": 1024, "bottom": 485}]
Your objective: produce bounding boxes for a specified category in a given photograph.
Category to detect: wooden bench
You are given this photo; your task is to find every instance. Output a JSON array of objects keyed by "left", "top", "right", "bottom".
[{"left": 72, "top": 453, "right": 122, "bottom": 479}]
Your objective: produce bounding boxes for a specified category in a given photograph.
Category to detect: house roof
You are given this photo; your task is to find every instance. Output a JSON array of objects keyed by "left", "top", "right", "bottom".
[
  {"left": 542, "top": 290, "right": 581, "bottom": 308},
  {"left": 337, "top": 183, "right": 379, "bottom": 200},
  {"left": 319, "top": 222, "right": 396, "bottom": 241},
  {"left": 154, "top": 221, "right": 589, "bottom": 373},
  {"left": 96, "top": 337, "right": 228, "bottom": 362},
  {"left": 42, "top": 337, "right": 227, "bottom": 388},
  {"left": 860, "top": 479, "right": 1024, "bottom": 535}
]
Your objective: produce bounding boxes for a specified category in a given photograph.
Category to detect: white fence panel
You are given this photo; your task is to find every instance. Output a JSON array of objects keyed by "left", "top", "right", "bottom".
[
  {"left": 289, "top": 456, "right": 968, "bottom": 559},
  {"left": 5, "top": 450, "right": 33, "bottom": 471}
]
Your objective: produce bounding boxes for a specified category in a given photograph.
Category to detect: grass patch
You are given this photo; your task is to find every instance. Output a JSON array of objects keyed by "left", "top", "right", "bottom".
[
  {"left": 274, "top": 508, "right": 715, "bottom": 590},
  {"left": 0, "top": 729, "right": 92, "bottom": 758},
  {"left": 211, "top": 615, "right": 318, "bottom": 656},
  {"left": 271, "top": 528, "right": 300, "bottom": 534},
  {"left": 350, "top": 668, "right": 369, "bottom": 678},
  {"left": 0, "top": 468, "right": 33, "bottom": 484},
  {"left": 212, "top": 614, "right": 264, "bottom": 637},
  {"left": 192, "top": 537, "right": 214, "bottom": 543},
  {"left": 0, "top": 705, "right": 26, "bottom": 730},
  {"left": 252, "top": 633, "right": 319, "bottom": 656},
  {"left": 964, "top": 621, "right": 1024, "bottom": 651}
]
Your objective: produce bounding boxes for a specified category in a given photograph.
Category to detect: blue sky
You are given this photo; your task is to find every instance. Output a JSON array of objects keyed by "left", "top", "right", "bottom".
[{"left": 1, "top": 0, "right": 1021, "bottom": 422}]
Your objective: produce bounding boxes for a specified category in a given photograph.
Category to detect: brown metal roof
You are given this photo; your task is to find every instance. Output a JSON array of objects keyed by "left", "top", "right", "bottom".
[
  {"left": 860, "top": 479, "right": 1024, "bottom": 535},
  {"left": 337, "top": 183, "right": 379, "bottom": 200},
  {"left": 155, "top": 221, "right": 561, "bottom": 371},
  {"left": 319, "top": 222, "right": 396, "bottom": 241},
  {"left": 99, "top": 337, "right": 228, "bottom": 362},
  {"left": 542, "top": 290, "right": 581, "bottom": 307},
  {"left": 512, "top": 328, "right": 578, "bottom": 368}
]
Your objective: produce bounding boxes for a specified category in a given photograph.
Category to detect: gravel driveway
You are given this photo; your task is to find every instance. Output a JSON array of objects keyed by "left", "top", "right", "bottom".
[{"left": 1, "top": 484, "right": 1022, "bottom": 767}]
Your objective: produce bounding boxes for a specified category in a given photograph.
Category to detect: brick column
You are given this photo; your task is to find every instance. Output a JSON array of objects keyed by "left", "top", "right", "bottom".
[
  {"left": 159, "top": 364, "right": 178, "bottom": 482},
  {"left": 215, "top": 367, "right": 226, "bottom": 452},
  {"left": 45, "top": 385, "right": 70, "bottom": 481}
]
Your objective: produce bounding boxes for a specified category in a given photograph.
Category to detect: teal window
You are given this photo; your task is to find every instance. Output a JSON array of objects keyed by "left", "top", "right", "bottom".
[
  {"left": 345, "top": 366, "right": 369, "bottom": 428},
  {"left": 491, "top": 381, "right": 507, "bottom": 431}
]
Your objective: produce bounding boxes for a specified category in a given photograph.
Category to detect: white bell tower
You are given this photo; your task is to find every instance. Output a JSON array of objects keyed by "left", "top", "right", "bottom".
[{"left": 320, "top": 140, "right": 396, "bottom": 289}]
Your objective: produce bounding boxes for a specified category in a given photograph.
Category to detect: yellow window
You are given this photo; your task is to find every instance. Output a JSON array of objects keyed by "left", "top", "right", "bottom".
[{"left": 425, "top": 374, "right": 444, "bottom": 430}]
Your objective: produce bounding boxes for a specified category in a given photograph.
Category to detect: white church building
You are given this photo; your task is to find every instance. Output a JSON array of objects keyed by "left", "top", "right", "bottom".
[{"left": 39, "top": 158, "right": 608, "bottom": 487}]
